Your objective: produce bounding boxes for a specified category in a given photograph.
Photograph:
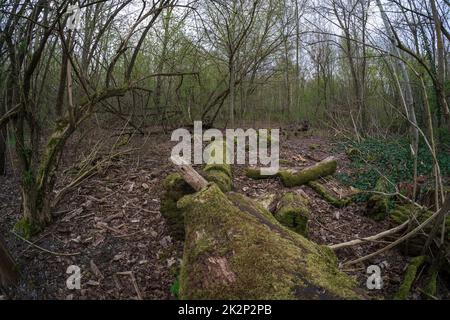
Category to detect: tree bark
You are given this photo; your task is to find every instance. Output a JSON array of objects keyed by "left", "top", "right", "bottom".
[
  {"left": 430, "top": 0, "right": 450, "bottom": 127},
  {"left": 0, "top": 235, "right": 18, "bottom": 287}
]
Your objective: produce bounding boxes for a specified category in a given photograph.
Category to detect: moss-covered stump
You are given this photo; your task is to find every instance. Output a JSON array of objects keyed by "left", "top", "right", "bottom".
[
  {"left": 307, "top": 181, "right": 351, "bottom": 208},
  {"left": 366, "top": 178, "right": 391, "bottom": 221},
  {"left": 177, "top": 184, "right": 360, "bottom": 299},
  {"left": 203, "top": 140, "right": 233, "bottom": 192},
  {"left": 394, "top": 256, "right": 427, "bottom": 300},
  {"left": 204, "top": 170, "right": 232, "bottom": 192},
  {"left": 274, "top": 192, "right": 310, "bottom": 236},
  {"left": 160, "top": 173, "right": 196, "bottom": 240},
  {"left": 204, "top": 163, "right": 232, "bottom": 178},
  {"left": 279, "top": 157, "right": 337, "bottom": 187}
]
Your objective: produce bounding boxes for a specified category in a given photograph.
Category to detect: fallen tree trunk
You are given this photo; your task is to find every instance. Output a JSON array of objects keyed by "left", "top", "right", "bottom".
[
  {"left": 177, "top": 184, "right": 361, "bottom": 299},
  {"left": 245, "top": 157, "right": 338, "bottom": 187},
  {"left": 307, "top": 181, "right": 351, "bottom": 208},
  {"left": 394, "top": 256, "right": 427, "bottom": 300},
  {"left": 0, "top": 235, "right": 19, "bottom": 287},
  {"left": 170, "top": 157, "right": 360, "bottom": 299},
  {"left": 278, "top": 156, "right": 337, "bottom": 187},
  {"left": 274, "top": 192, "right": 310, "bottom": 236}
]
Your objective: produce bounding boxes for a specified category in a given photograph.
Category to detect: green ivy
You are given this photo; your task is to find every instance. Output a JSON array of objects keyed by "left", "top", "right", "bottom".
[{"left": 336, "top": 137, "right": 450, "bottom": 202}]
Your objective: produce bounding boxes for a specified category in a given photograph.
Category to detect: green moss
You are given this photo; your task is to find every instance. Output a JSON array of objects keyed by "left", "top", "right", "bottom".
[
  {"left": 255, "top": 193, "right": 277, "bottom": 211},
  {"left": 366, "top": 178, "right": 391, "bottom": 221},
  {"left": 307, "top": 180, "right": 350, "bottom": 208},
  {"left": 160, "top": 173, "right": 196, "bottom": 240},
  {"left": 394, "top": 256, "right": 427, "bottom": 300},
  {"left": 391, "top": 205, "right": 450, "bottom": 242},
  {"left": 176, "top": 185, "right": 359, "bottom": 300},
  {"left": 309, "top": 144, "right": 320, "bottom": 150},
  {"left": 204, "top": 163, "right": 232, "bottom": 178},
  {"left": 274, "top": 193, "right": 309, "bottom": 236},
  {"left": 23, "top": 170, "right": 35, "bottom": 187},
  {"left": 14, "top": 217, "right": 41, "bottom": 239},
  {"left": 205, "top": 170, "right": 232, "bottom": 192},
  {"left": 245, "top": 167, "right": 277, "bottom": 180},
  {"left": 279, "top": 159, "right": 337, "bottom": 187},
  {"left": 203, "top": 140, "right": 233, "bottom": 192}
]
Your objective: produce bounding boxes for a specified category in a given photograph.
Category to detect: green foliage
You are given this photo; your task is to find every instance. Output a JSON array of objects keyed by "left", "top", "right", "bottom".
[
  {"left": 170, "top": 276, "right": 180, "bottom": 299},
  {"left": 23, "top": 170, "right": 35, "bottom": 187},
  {"left": 14, "top": 217, "right": 40, "bottom": 239},
  {"left": 436, "top": 127, "right": 450, "bottom": 152},
  {"left": 336, "top": 138, "right": 450, "bottom": 202}
]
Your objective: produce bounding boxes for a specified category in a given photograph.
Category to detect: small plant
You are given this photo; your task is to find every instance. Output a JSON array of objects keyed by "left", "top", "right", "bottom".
[{"left": 170, "top": 276, "right": 180, "bottom": 299}]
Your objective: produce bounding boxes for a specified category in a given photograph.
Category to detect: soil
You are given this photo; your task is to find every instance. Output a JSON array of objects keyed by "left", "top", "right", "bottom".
[{"left": 0, "top": 128, "right": 438, "bottom": 300}]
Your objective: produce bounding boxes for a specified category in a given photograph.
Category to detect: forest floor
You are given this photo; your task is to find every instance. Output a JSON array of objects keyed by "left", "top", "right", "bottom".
[{"left": 0, "top": 128, "right": 418, "bottom": 300}]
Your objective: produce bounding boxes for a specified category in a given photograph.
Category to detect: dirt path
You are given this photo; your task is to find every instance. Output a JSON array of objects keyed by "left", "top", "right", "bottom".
[{"left": 1, "top": 131, "right": 408, "bottom": 299}]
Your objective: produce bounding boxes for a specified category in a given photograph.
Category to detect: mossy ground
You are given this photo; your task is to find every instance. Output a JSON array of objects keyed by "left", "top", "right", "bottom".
[{"left": 177, "top": 184, "right": 359, "bottom": 299}]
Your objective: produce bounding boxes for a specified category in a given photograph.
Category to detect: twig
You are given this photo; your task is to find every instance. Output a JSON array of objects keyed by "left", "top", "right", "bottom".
[
  {"left": 342, "top": 198, "right": 449, "bottom": 267},
  {"left": 11, "top": 231, "right": 80, "bottom": 256},
  {"left": 116, "top": 271, "right": 143, "bottom": 300},
  {"left": 329, "top": 220, "right": 410, "bottom": 250}
]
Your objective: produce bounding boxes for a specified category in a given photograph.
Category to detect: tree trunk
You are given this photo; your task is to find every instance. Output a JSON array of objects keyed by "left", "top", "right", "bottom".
[
  {"left": 229, "top": 56, "right": 236, "bottom": 128},
  {"left": 376, "top": 0, "right": 419, "bottom": 197},
  {"left": 177, "top": 184, "right": 361, "bottom": 299},
  {"left": 0, "top": 235, "right": 18, "bottom": 287},
  {"left": 170, "top": 160, "right": 360, "bottom": 299},
  {"left": 0, "top": 119, "right": 6, "bottom": 175},
  {"left": 430, "top": 0, "right": 450, "bottom": 127}
]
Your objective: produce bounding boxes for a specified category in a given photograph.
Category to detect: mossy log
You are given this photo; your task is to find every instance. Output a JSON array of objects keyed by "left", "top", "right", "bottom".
[
  {"left": 204, "top": 170, "right": 232, "bottom": 192},
  {"left": 244, "top": 167, "right": 278, "bottom": 179},
  {"left": 274, "top": 192, "right": 310, "bottom": 236},
  {"left": 278, "top": 157, "right": 337, "bottom": 187},
  {"left": 0, "top": 235, "right": 19, "bottom": 287},
  {"left": 177, "top": 184, "right": 361, "bottom": 299},
  {"left": 366, "top": 178, "right": 390, "bottom": 221},
  {"left": 203, "top": 140, "right": 233, "bottom": 192},
  {"left": 307, "top": 181, "right": 351, "bottom": 208},
  {"left": 160, "top": 173, "right": 196, "bottom": 239},
  {"left": 394, "top": 256, "right": 427, "bottom": 300}
]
